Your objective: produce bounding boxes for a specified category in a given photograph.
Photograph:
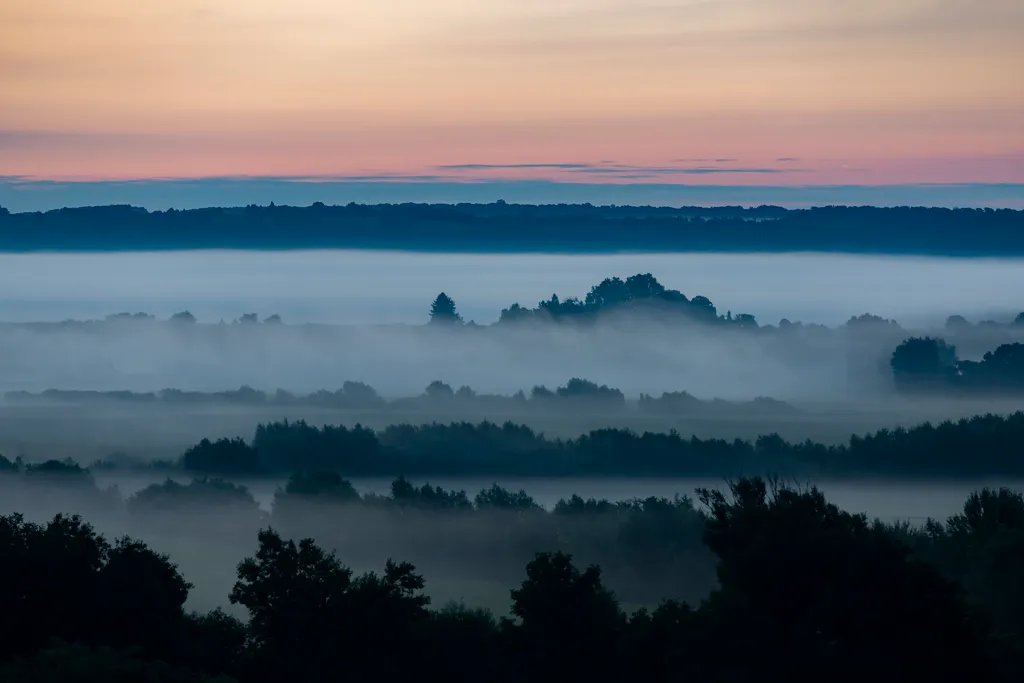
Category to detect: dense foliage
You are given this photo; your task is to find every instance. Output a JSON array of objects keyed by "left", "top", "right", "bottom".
[
  {"left": 2, "top": 203, "right": 1023, "bottom": 256},
  {"left": 148, "top": 411, "right": 1024, "bottom": 477},
  {"left": 8, "top": 270, "right": 1022, "bottom": 331},
  {"left": 892, "top": 338, "right": 1024, "bottom": 393},
  {"left": 1, "top": 478, "right": 1022, "bottom": 682},
  {"left": 6, "top": 378, "right": 793, "bottom": 417}
]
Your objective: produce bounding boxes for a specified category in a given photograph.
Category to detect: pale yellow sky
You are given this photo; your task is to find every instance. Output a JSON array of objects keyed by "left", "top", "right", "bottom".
[{"left": 2, "top": 0, "right": 1022, "bottom": 180}]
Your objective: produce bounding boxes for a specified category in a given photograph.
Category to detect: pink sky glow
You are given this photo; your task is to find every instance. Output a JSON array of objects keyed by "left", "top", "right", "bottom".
[{"left": 2, "top": 0, "right": 1022, "bottom": 186}]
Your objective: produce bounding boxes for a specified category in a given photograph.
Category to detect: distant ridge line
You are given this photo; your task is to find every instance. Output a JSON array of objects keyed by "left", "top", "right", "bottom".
[{"left": 0, "top": 203, "right": 1022, "bottom": 256}]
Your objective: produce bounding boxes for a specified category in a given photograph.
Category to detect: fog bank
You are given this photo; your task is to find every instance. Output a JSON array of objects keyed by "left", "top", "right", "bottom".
[{"left": 1, "top": 250, "right": 1022, "bottom": 327}]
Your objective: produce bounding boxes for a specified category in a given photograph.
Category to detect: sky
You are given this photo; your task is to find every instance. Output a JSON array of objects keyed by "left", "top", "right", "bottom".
[{"left": 2, "top": 0, "right": 1023, "bottom": 207}]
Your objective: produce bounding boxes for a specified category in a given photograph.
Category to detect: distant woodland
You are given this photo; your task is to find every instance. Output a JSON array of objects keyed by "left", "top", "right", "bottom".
[
  {"left": 8, "top": 271, "right": 1024, "bottom": 332},
  {"left": 2, "top": 410, "right": 1015, "bottom": 478},
  {"left": 5, "top": 266, "right": 1023, "bottom": 398},
  {"left": 1, "top": 203, "right": 1023, "bottom": 254}
]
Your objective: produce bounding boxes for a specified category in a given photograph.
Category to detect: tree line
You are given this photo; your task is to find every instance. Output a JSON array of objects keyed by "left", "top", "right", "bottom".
[
  {"left": 51, "top": 411, "right": 1024, "bottom": 478},
  {"left": 2, "top": 203, "right": 1023, "bottom": 256},
  {"left": 5, "top": 377, "right": 795, "bottom": 418},
  {"left": 6, "top": 272, "right": 1023, "bottom": 332},
  {"left": 892, "top": 338, "right": 1024, "bottom": 394},
  {"left": 1, "top": 478, "right": 1022, "bottom": 682},
  {"left": 0, "top": 464, "right": 718, "bottom": 607}
]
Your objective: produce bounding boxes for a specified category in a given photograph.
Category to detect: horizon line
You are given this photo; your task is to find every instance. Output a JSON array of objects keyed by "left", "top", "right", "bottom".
[{"left": 3, "top": 177, "right": 1023, "bottom": 213}]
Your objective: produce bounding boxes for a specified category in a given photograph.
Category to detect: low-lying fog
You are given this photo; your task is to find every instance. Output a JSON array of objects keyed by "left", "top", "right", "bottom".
[
  {"left": 1, "top": 250, "right": 1022, "bottom": 327},
  {"left": 1, "top": 248, "right": 1021, "bottom": 618},
  {"left": 0, "top": 250, "right": 1020, "bottom": 401},
  {"left": 3, "top": 473, "right": 1022, "bottom": 616},
  {"left": 2, "top": 396, "right": 1023, "bottom": 466},
  {"left": 88, "top": 472, "right": 1024, "bottom": 523},
  {"left": 1, "top": 312, "right": 1021, "bottom": 401}
]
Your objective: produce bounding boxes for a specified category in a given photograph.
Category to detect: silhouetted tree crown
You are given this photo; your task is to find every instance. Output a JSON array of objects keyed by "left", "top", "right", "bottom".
[
  {"left": 169, "top": 311, "right": 197, "bottom": 323},
  {"left": 2, "top": 476, "right": 1024, "bottom": 681},
  {"left": 890, "top": 337, "right": 958, "bottom": 389},
  {"left": 499, "top": 273, "right": 725, "bottom": 324},
  {"left": 429, "top": 293, "right": 463, "bottom": 325},
  {"left": 946, "top": 314, "right": 970, "bottom": 330},
  {"left": 697, "top": 479, "right": 992, "bottom": 681}
]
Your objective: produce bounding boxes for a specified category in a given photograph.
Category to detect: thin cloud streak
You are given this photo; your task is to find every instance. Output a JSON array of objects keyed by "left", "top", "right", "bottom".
[
  {"left": 435, "top": 162, "right": 803, "bottom": 178},
  {"left": 437, "top": 163, "right": 593, "bottom": 170}
]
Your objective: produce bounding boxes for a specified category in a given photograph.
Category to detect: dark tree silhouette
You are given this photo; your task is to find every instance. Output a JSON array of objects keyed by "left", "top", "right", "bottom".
[
  {"left": 278, "top": 471, "right": 360, "bottom": 502},
  {"left": 510, "top": 552, "right": 624, "bottom": 680},
  {"left": 0, "top": 643, "right": 230, "bottom": 683},
  {"left": 585, "top": 277, "right": 631, "bottom": 309},
  {"left": 2, "top": 204, "right": 1023, "bottom": 256},
  {"left": 688, "top": 295, "right": 717, "bottom": 320},
  {"left": 0, "top": 512, "right": 197, "bottom": 667},
  {"left": 624, "top": 272, "right": 667, "bottom": 299},
  {"left": 847, "top": 312, "right": 902, "bottom": 329},
  {"left": 1, "top": 477, "right": 1024, "bottom": 680},
  {"left": 890, "top": 336, "right": 958, "bottom": 390},
  {"left": 474, "top": 484, "right": 540, "bottom": 511},
  {"left": 340, "top": 380, "right": 381, "bottom": 405},
  {"left": 96, "top": 538, "right": 192, "bottom": 654},
  {"left": 169, "top": 311, "right": 197, "bottom": 323},
  {"left": 917, "top": 488, "right": 1024, "bottom": 647},
  {"left": 959, "top": 343, "right": 1024, "bottom": 391},
  {"left": 172, "top": 411, "right": 1024, "bottom": 478},
  {"left": 229, "top": 528, "right": 429, "bottom": 682},
  {"left": 126, "top": 478, "right": 260, "bottom": 515},
  {"left": 429, "top": 293, "right": 463, "bottom": 324},
  {"left": 697, "top": 478, "right": 993, "bottom": 682},
  {"left": 424, "top": 380, "right": 455, "bottom": 400},
  {"left": 946, "top": 314, "right": 970, "bottom": 330},
  {"left": 555, "top": 378, "right": 625, "bottom": 404},
  {"left": 181, "top": 438, "right": 258, "bottom": 474}
]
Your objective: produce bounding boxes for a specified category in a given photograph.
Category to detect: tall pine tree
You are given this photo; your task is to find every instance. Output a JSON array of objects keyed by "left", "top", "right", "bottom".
[{"left": 429, "top": 293, "right": 463, "bottom": 325}]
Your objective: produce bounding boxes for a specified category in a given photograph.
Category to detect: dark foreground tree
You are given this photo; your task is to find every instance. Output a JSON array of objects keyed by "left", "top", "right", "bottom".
[
  {"left": 509, "top": 552, "right": 625, "bottom": 680},
  {"left": 229, "top": 528, "right": 430, "bottom": 683},
  {"left": 917, "top": 488, "right": 1024, "bottom": 651},
  {"left": 0, "top": 513, "right": 195, "bottom": 666},
  {"left": 2, "top": 478, "right": 1024, "bottom": 682},
  {"left": 0, "top": 643, "right": 233, "bottom": 683},
  {"left": 696, "top": 478, "right": 993, "bottom": 683}
]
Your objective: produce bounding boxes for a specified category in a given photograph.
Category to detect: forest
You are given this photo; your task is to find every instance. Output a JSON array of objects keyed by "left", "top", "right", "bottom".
[
  {"left": 0, "top": 242, "right": 1022, "bottom": 682},
  {"left": 891, "top": 337, "right": 1024, "bottom": 393},
  {"left": 4, "top": 378, "right": 796, "bottom": 417},
  {"left": 1, "top": 476, "right": 1022, "bottom": 682},
  {"left": 15, "top": 410, "right": 1018, "bottom": 478},
  {"left": 13, "top": 328, "right": 1024, "bottom": 411},
  {"left": 2, "top": 203, "right": 1023, "bottom": 255}
]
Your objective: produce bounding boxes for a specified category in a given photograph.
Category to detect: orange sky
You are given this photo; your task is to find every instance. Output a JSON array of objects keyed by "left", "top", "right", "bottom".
[{"left": 2, "top": 0, "right": 1023, "bottom": 183}]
